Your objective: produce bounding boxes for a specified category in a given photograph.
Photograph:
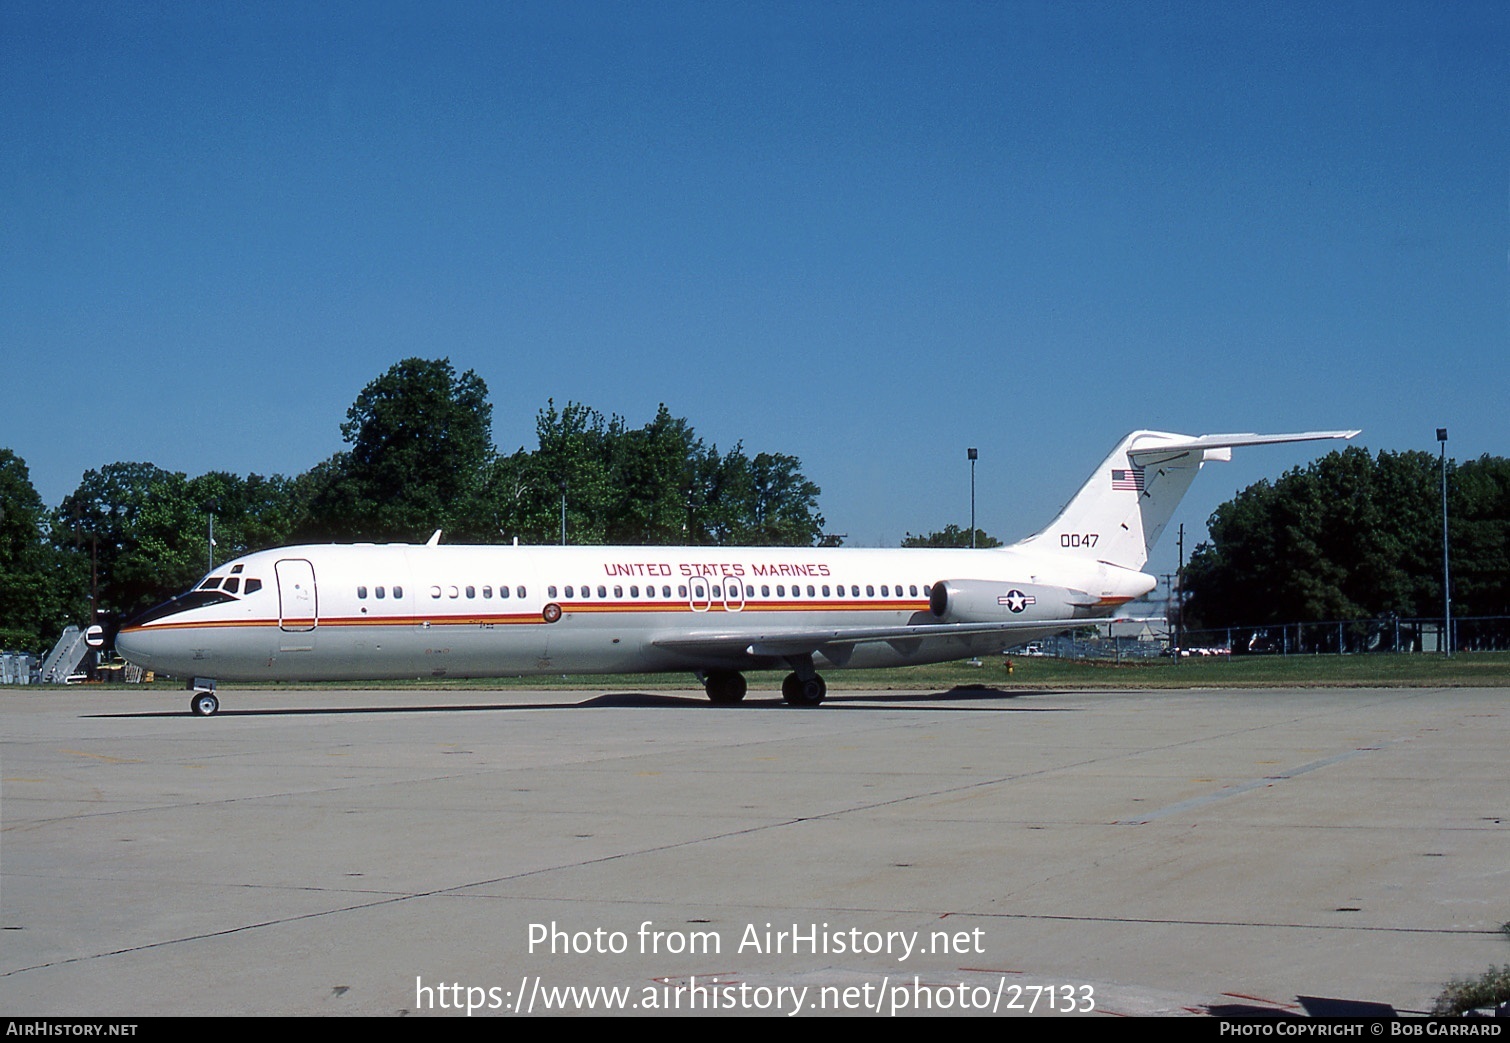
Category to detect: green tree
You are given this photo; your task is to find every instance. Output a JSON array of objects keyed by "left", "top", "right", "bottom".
[
  {"left": 476, "top": 448, "right": 547, "bottom": 543},
  {"left": 0, "top": 450, "right": 83, "bottom": 648},
  {"left": 603, "top": 405, "right": 702, "bottom": 544},
  {"left": 286, "top": 452, "right": 354, "bottom": 542},
  {"left": 683, "top": 444, "right": 825, "bottom": 547},
  {"left": 1452, "top": 455, "right": 1510, "bottom": 616},
  {"left": 726, "top": 451, "right": 826, "bottom": 546},
  {"left": 1184, "top": 446, "right": 1509, "bottom": 628},
  {"left": 307, "top": 358, "right": 493, "bottom": 541},
  {"left": 480, "top": 401, "right": 826, "bottom": 547},
  {"left": 902, "top": 525, "right": 1001, "bottom": 549},
  {"left": 56, "top": 462, "right": 199, "bottom": 620},
  {"left": 56, "top": 464, "right": 300, "bottom": 622},
  {"left": 520, "top": 399, "right": 620, "bottom": 544}
]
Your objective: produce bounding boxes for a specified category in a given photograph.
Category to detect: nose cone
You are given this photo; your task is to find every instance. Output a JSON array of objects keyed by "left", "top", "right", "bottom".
[
  {"left": 114, "top": 625, "right": 158, "bottom": 668},
  {"left": 116, "top": 621, "right": 209, "bottom": 679},
  {"left": 114, "top": 593, "right": 220, "bottom": 675}
]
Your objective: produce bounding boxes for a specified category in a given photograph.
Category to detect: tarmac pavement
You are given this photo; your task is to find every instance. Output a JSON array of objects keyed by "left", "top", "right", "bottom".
[{"left": 1, "top": 684, "right": 1505, "bottom": 1016}]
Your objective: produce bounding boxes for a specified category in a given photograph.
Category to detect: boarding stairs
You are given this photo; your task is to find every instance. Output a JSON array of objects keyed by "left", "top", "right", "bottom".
[{"left": 41, "top": 625, "right": 90, "bottom": 684}]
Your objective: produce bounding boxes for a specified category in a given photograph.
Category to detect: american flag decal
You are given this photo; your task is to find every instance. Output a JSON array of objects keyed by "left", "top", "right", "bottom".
[{"left": 1111, "top": 468, "right": 1145, "bottom": 491}]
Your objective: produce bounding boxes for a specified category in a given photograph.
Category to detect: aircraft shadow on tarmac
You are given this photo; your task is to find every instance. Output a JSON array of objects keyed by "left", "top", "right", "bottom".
[
  {"left": 575, "top": 686, "right": 1075, "bottom": 710},
  {"left": 93, "top": 685, "right": 1083, "bottom": 718},
  {"left": 1205, "top": 996, "right": 1402, "bottom": 1018}
]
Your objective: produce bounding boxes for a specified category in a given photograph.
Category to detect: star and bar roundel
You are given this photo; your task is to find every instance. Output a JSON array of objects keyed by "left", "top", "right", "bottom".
[{"left": 996, "top": 589, "right": 1037, "bottom": 613}]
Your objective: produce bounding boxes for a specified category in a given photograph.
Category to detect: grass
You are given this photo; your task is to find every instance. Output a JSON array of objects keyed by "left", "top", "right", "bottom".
[
  {"left": 1433, "top": 966, "right": 1510, "bottom": 1016},
  {"left": 1433, "top": 924, "right": 1510, "bottom": 1016},
  {"left": 72, "top": 649, "right": 1510, "bottom": 691}
]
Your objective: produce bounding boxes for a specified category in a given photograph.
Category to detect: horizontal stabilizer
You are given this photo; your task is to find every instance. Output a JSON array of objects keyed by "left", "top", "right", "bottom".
[{"left": 1126, "top": 430, "right": 1361, "bottom": 464}]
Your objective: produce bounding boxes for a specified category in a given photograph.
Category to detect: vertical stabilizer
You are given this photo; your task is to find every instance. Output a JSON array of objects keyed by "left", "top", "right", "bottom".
[{"left": 1018, "top": 429, "right": 1360, "bottom": 571}]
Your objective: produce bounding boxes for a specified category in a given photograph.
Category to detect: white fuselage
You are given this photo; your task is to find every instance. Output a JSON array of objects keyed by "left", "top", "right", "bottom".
[{"left": 115, "top": 541, "right": 1152, "bottom": 682}]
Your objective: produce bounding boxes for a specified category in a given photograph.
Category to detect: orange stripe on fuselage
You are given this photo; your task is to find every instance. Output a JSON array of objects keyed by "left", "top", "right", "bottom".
[{"left": 118, "top": 599, "right": 933, "bottom": 634}]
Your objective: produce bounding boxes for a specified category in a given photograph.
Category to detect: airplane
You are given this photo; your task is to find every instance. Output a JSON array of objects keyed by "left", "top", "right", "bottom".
[{"left": 115, "top": 428, "right": 1358, "bottom": 716}]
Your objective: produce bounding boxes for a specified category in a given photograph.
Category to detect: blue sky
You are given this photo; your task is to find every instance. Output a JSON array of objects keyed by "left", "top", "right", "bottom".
[{"left": 3, "top": 1, "right": 1505, "bottom": 578}]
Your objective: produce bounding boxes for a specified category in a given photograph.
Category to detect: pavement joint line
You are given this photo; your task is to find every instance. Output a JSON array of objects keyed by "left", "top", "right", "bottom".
[{"left": 1116, "top": 743, "right": 1399, "bottom": 824}]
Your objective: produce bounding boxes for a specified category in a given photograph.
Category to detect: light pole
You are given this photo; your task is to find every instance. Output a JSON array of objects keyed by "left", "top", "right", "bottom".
[
  {"left": 1175, "top": 523, "right": 1184, "bottom": 661},
  {"left": 206, "top": 498, "right": 218, "bottom": 572},
  {"left": 967, "top": 447, "right": 977, "bottom": 548},
  {"left": 1438, "top": 427, "right": 1451, "bottom": 656}
]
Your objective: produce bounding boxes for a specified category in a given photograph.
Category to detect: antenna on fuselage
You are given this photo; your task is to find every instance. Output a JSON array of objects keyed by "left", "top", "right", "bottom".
[{"left": 426, "top": 530, "right": 442, "bottom": 547}]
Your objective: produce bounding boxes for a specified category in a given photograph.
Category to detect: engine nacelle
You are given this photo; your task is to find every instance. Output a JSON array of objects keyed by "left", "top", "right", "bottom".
[{"left": 929, "top": 579, "right": 1090, "bottom": 623}]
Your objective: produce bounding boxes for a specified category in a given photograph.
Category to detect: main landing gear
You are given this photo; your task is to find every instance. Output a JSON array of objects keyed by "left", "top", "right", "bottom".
[
  {"left": 781, "top": 672, "right": 826, "bottom": 707},
  {"left": 698, "top": 669, "right": 826, "bottom": 706},
  {"left": 703, "top": 670, "right": 748, "bottom": 704}
]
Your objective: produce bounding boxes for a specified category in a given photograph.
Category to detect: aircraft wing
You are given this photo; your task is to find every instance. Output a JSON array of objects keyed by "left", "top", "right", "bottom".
[{"left": 652, "top": 618, "right": 1092, "bottom": 659}]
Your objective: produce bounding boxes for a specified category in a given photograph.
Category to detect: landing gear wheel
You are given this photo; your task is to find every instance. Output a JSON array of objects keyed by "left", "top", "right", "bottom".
[
  {"left": 782, "top": 672, "right": 825, "bottom": 707},
  {"left": 190, "top": 692, "right": 220, "bottom": 717},
  {"left": 704, "top": 670, "right": 747, "bottom": 704}
]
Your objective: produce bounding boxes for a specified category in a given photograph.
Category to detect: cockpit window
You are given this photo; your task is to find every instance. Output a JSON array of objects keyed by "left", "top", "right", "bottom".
[
  {"left": 223, "top": 577, "right": 240, "bottom": 594},
  {"left": 199, "top": 577, "right": 222, "bottom": 590},
  {"left": 245, "top": 578, "right": 262, "bottom": 594},
  {"left": 125, "top": 590, "right": 237, "bottom": 628}
]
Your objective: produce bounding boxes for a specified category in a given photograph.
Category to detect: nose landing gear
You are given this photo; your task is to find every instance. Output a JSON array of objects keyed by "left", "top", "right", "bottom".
[{"left": 189, "top": 679, "right": 219, "bottom": 716}]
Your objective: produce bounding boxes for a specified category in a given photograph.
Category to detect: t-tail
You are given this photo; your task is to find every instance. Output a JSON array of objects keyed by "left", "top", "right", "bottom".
[{"left": 1018, "top": 429, "right": 1361, "bottom": 572}]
